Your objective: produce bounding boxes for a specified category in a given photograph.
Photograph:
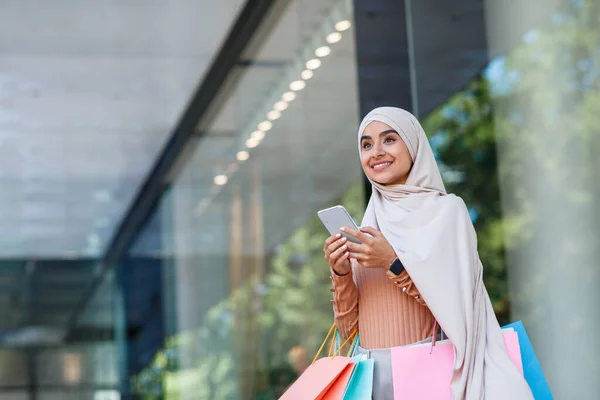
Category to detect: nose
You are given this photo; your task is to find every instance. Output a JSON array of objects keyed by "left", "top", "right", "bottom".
[{"left": 373, "top": 141, "right": 385, "bottom": 157}]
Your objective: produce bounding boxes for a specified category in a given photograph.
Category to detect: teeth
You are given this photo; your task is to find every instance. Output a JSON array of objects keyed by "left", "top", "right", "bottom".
[{"left": 373, "top": 162, "right": 391, "bottom": 169}]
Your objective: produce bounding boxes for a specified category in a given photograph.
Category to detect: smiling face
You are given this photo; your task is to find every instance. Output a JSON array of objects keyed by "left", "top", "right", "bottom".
[{"left": 360, "top": 121, "right": 413, "bottom": 186}]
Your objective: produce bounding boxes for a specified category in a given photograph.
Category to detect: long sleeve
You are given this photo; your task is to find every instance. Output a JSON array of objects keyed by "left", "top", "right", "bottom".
[
  {"left": 330, "top": 265, "right": 359, "bottom": 340},
  {"left": 387, "top": 269, "right": 427, "bottom": 306}
]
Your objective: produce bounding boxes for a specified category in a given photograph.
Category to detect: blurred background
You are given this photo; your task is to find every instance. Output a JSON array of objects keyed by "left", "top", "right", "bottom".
[{"left": 0, "top": 0, "right": 599, "bottom": 398}]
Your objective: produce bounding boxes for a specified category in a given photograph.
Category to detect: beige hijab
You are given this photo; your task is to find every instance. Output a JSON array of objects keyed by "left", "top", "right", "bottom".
[{"left": 359, "top": 107, "right": 533, "bottom": 399}]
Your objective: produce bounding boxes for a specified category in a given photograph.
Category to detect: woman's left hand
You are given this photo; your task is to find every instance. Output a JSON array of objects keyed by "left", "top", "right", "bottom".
[{"left": 341, "top": 226, "right": 397, "bottom": 269}]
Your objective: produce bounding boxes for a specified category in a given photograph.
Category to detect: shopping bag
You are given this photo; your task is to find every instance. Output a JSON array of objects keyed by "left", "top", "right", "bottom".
[
  {"left": 502, "top": 328, "right": 525, "bottom": 375},
  {"left": 390, "top": 324, "right": 522, "bottom": 400},
  {"left": 322, "top": 361, "right": 357, "bottom": 400},
  {"left": 342, "top": 354, "right": 374, "bottom": 400},
  {"left": 503, "top": 321, "right": 554, "bottom": 399},
  {"left": 321, "top": 329, "right": 362, "bottom": 400},
  {"left": 280, "top": 324, "right": 357, "bottom": 400}
]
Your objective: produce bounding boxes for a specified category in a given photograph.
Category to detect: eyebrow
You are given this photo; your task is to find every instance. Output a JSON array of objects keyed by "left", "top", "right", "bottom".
[{"left": 360, "top": 129, "right": 398, "bottom": 141}]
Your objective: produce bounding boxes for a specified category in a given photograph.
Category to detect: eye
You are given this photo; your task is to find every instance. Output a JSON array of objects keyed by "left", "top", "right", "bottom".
[
  {"left": 384, "top": 136, "right": 396, "bottom": 144},
  {"left": 362, "top": 142, "right": 372, "bottom": 149}
]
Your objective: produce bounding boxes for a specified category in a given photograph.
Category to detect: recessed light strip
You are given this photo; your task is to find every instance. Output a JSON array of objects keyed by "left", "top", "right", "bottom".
[{"left": 197, "top": 0, "right": 353, "bottom": 218}]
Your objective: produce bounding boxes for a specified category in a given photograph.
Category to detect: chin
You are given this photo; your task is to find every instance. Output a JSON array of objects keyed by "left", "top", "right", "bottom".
[
  {"left": 369, "top": 176, "right": 394, "bottom": 186},
  {"left": 370, "top": 173, "right": 407, "bottom": 186}
]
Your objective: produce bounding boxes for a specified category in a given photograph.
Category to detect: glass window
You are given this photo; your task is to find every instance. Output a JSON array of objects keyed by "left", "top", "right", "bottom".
[
  {"left": 127, "top": 0, "right": 362, "bottom": 398},
  {"left": 409, "top": 0, "right": 600, "bottom": 396}
]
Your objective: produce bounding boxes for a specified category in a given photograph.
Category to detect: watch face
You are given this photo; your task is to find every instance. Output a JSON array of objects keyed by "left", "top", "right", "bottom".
[{"left": 390, "top": 259, "right": 404, "bottom": 275}]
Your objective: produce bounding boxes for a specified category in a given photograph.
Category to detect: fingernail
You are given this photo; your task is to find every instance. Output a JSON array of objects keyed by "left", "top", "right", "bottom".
[
  {"left": 340, "top": 227, "right": 346, "bottom": 232},
  {"left": 345, "top": 252, "right": 349, "bottom": 256},
  {"left": 336, "top": 233, "right": 341, "bottom": 238},
  {"left": 342, "top": 245, "right": 347, "bottom": 250},
  {"left": 341, "top": 237, "right": 347, "bottom": 242}
]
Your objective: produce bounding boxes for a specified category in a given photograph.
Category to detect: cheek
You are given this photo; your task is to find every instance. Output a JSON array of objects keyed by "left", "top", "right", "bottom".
[
  {"left": 360, "top": 154, "right": 370, "bottom": 168},
  {"left": 392, "top": 149, "right": 412, "bottom": 171}
]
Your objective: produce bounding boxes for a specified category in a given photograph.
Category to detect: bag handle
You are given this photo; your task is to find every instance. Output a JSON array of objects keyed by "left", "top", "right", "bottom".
[
  {"left": 332, "top": 328, "right": 358, "bottom": 358},
  {"left": 347, "top": 332, "right": 360, "bottom": 357},
  {"left": 429, "top": 320, "right": 448, "bottom": 354},
  {"left": 312, "top": 323, "right": 336, "bottom": 365},
  {"left": 312, "top": 324, "right": 358, "bottom": 365},
  {"left": 430, "top": 320, "right": 438, "bottom": 353},
  {"left": 333, "top": 329, "right": 360, "bottom": 358}
]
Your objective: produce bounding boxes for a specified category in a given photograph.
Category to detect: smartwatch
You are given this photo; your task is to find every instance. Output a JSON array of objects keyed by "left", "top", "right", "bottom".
[{"left": 388, "top": 257, "right": 405, "bottom": 276}]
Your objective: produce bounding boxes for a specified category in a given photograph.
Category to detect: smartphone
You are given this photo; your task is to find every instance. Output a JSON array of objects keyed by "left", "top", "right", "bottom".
[{"left": 317, "top": 205, "right": 361, "bottom": 244}]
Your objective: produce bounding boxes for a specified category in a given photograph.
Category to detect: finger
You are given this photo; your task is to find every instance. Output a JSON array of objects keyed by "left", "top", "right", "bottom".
[
  {"left": 340, "top": 227, "right": 369, "bottom": 243},
  {"left": 346, "top": 241, "right": 366, "bottom": 253},
  {"left": 348, "top": 251, "right": 367, "bottom": 261},
  {"left": 333, "top": 251, "right": 350, "bottom": 269},
  {"left": 324, "top": 233, "right": 342, "bottom": 247},
  {"left": 353, "top": 257, "right": 371, "bottom": 268},
  {"left": 360, "top": 226, "right": 381, "bottom": 237},
  {"left": 330, "top": 242, "right": 348, "bottom": 262},
  {"left": 326, "top": 238, "right": 347, "bottom": 258},
  {"left": 324, "top": 235, "right": 344, "bottom": 254},
  {"left": 386, "top": 270, "right": 397, "bottom": 279}
]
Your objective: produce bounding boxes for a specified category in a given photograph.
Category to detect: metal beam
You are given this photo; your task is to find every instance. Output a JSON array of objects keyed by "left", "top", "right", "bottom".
[
  {"left": 26, "top": 349, "right": 37, "bottom": 400},
  {"left": 63, "top": 0, "right": 278, "bottom": 339},
  {"left": 353, "top": 0, "right": 414, "bottom": 202}
]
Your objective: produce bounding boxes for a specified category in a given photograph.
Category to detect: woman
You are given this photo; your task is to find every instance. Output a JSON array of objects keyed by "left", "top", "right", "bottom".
[{"left": 323, "top": 107, "right": 533, "bottom": 399}]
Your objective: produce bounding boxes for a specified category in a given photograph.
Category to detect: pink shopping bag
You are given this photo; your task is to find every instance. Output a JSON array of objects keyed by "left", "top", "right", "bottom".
[
  {"left": 280, "top": 356, "right": 352, "bottom": 400},
  {"left": 280, "top": 324, "right": 358, "bottom": 400},
  {"left": 391, "top": 328, "right": 522, "bottom": 399}
]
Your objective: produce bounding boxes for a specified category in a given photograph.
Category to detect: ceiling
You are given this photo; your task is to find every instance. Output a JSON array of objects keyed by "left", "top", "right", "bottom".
[
  {"left": 0, "top": 0, "right": 245, "bottom": 258},
  {"left": 0, "top": 0, "right": 354, "bottom": 346},
  {"left": 129, "top": 0, "right": 361, "bottom": 257},
  {"left": 128, "top": 0, "right": 566, "bottom": 261}
]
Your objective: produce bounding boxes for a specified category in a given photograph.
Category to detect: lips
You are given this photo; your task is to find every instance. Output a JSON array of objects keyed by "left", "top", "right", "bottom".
[{"left": 371, "top": 161, "right": 392, "bottom": 171}]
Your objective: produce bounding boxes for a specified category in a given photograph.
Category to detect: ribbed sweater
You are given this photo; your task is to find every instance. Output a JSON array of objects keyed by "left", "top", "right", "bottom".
[{"left": 330, "top": 259, "right": 435, "bottom": 349}]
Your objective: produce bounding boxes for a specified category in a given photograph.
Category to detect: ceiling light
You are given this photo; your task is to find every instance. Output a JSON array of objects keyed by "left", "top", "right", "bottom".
[
  {"left": 301, "top": 70, "right": 314, "bottom": 80},
  {"left": 214, "top": 175, "right": 228, "bottom": 186},
  {"left": 335, "top": 20, "right": 352, "bottom": 31},
  {"left": 283, "top": 92, "right": 297, "bottom": 102},
  {"left": 246, "top": 138, "right": 260, "bottom": 148},
  {"left": 306, "top": 59, "right": 322, "bottom": 70},
  {"left": 289, "top": 80, "right": 306, "bottom": 91},
  {"left": 326, "top": 32, "right": 342, "bottom": 44},
  {"left": 315, "top": 46, "right": 331, "bottom": 57},
  {"left": 251, "top": 130, "right": 265, "bottom": 141},
  {"left": 258, "top": 120, "right": 273, "bottom": 131},
  {"left": 267, "top": 110, "right": 281, "bottom": 120},
  {"left": 237, "top": 151, "right": 250, "bottom": 161},
  {"left": 274, "top": 101, "right": 288, "bottom": 111}
]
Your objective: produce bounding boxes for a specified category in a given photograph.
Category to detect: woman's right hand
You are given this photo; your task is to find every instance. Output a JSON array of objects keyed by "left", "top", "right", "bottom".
[{"left": 323, "top": 234, "right": 351, "bottom": 275}]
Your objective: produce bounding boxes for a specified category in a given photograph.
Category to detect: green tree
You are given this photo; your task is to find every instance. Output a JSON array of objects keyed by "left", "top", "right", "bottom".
[{"left": 422, "top": 0, "right": 600, "bottom": 328}]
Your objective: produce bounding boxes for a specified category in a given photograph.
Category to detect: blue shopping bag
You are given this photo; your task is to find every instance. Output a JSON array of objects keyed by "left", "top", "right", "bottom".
[
  {"left": 503, "top": 321, "right": 554, "bottom": 400},
  {"left": 342, "top": 354, "right": 374, "bottom": 400},
  {"left": 334, "top": 333, "right": 373, "bottom": 400}
]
